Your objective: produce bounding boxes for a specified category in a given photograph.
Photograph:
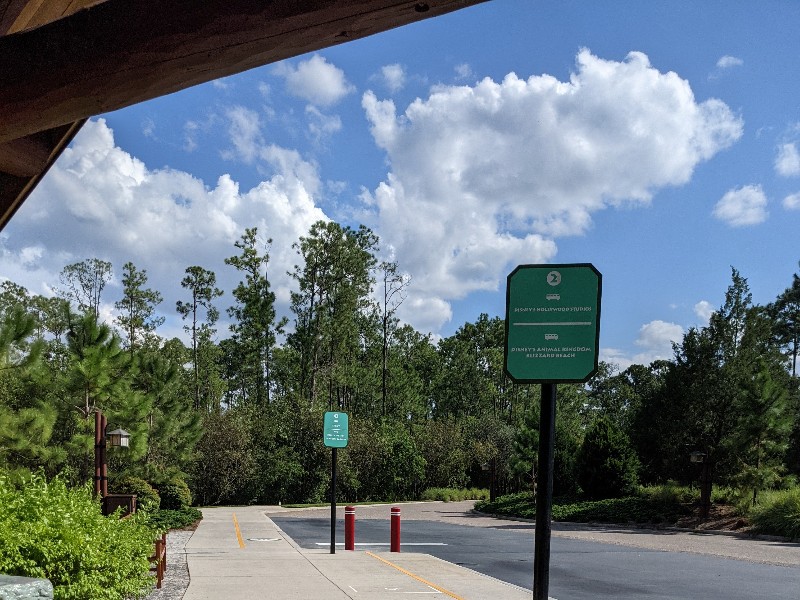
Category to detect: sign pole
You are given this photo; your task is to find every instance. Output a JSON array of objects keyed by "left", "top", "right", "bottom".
[
  {"left": 503, "top": 264, "right": 601, "bottom": 600},
  {"left": 330, "top": 447, "right": 337, "bottom": 554},
  {"left": 533, "top": 383, "right": 556, "bottom": 600}
]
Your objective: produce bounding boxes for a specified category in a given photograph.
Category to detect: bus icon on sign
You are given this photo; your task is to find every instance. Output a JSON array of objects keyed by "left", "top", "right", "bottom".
[
  {"left": 546, "top": 294, "right": 560, "bottom": 301},
  {"left": 545, "top": 333, "right": 559, "bottom": 340}
]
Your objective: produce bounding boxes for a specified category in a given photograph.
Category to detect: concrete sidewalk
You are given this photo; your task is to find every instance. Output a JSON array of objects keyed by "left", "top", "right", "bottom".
[{"left": 182, "top": 505, "right": 532, "bottom": 600}]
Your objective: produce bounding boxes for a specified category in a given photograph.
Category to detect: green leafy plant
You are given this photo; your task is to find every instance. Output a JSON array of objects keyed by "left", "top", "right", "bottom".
[
  {"left": 421, "top": 487, "right": 488, "bottom": 502},
  {"left": 144, "top": 507, "right": 203, "bottom": 531},
  {"left": 0, "top": 470, "right": 155, "bottom": 600},
  {"left": 749, "top": 487, "right": 800, "bottom": 540},
  {"left": 156, "top": 477, "right": 192, "bottom": 510},
  {"left": 111, "top": 476, "right": 160, "bottom": 512}
]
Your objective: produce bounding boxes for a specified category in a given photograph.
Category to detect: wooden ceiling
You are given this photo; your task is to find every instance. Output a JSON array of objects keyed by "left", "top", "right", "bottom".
[{"left": 0, "top": 0, "right": 487, "bottom": 231}]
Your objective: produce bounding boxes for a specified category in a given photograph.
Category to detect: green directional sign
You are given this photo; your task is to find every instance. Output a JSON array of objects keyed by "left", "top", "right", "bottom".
[
  {"left": 323, "top": 411, "right": 349, "bottom": 448},
  {"left": 504, "top": 264, "right": 602, "bottom": 383}
]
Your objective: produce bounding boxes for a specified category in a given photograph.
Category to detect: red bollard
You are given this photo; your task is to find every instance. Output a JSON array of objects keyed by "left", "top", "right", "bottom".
[
  {"left": 390, "top": 506, "right": 401, "bottom": 552},
  {"left": 345, "top": 506, "right": 355, "bottom": 551}
]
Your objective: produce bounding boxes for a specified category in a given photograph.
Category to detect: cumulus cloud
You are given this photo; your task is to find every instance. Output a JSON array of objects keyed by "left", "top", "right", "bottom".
[
  {"left": 2, "top": 119, "right": 328, "bottom": 335},
  {"left": 222, "top": 105, "right": 264, "bottom": 163},
  {"left": 629, "top": 320, "right": 683, "bottom": 364},
  {"left": 694, "top": 300, "right": 715, "bottom": 323},
  {"left": 712, "top": 185, "right": 768, "bottom": 226},
  {"left": 276, "top": 54, "right": 354, "bottom": 107},
  {"left": 775, "top": 142, "right": 800, "bottom": 177},
  {"left": 716, "top": 55, "right": 743, "bottom": 69},
  {"left": 380, "top": 64, "right": 406, "bottom": 93},
  {"left": 784, "top": 192, "right": 800, "bottom": 210},
  {"left": 361, "top": 49, "right": 742, "bottom": 331},
  {"left": 455, "top": 63, "right": 473, "bottom": 80},
  {"left": 305, "top": 106, "right": 343, "bottom": 144}
]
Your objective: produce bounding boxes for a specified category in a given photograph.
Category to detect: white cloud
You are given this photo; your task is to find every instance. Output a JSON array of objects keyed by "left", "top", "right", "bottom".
[
  {"left": 455, "top": 63, "right": 473, "bottom": 80},
  {"left": 775, "top": 142, "right": 800, "bottom": 177},
  {"left": 712, "top": 185, "right": 768, "bottom": 227},
  {"left": 784, "top": 192, "right": 800, "bottom": 210},
  {"left": 601, "top": 318, "right": 683, "bottom": 369},
  {"left": 627, "top": 320, "right": 683, "bottom": 365},
  {"left": 361, "top": 49, "right": 742, "bottom": 331},
  {"left": 381, "top": 64, "right": 406, "bottom": 93},
  {"left": 305, "top": 106, "right": 343, "bottom": 144},
  {"left": 276, "top": 54, "right": 354, "bottom": 107},
  {"left": 693, "top": 300, "right": 715, "bottom": 323},
  {"left": 3, "top": 118, "right": 328, "bottom": 337},
  {"left": 222, "top": 106, "right": 263, "bottom": 164},
  {"left": 716, "top": 55, "right": 743, "bottom": 69}
]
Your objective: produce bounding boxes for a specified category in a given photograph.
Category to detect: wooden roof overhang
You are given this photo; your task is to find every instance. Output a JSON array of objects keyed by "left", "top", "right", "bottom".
[{"left": 0, "top": 0, "right": 487, "bottom": 231}]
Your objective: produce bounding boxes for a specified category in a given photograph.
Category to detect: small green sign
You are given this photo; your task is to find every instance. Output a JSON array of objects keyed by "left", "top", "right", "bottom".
[
  {"left": 323, "top": 412, "right": 349, "bottom": 448},
  {"left": 504, "top": 263, "right": 601, "bottom": 383}
]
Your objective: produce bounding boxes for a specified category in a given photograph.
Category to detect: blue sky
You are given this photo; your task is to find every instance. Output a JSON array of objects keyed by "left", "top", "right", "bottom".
[{"left": 2, "top": 0, "right": 800, "bottom": 369}]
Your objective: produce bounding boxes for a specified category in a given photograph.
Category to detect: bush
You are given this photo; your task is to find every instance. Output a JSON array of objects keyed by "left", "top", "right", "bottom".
[
  {"left": 750, "top": 488, "right": 800, "bottom": 540},
  {"left": 145, "top": 507, "right": 203, "bottom": 532},
  {"left": 157, "top": 478, "right": 192, "bottom": 510},
  {"left": 421, "top": 488, "right": 489, "bottom": 502},
  {"left": 0, "top": 470, "right": 155, "bottom": 600},
  {"left": 576, "top": 417, "right": 640, "bottom": 500},
  {"left": 638, "top": 482, "right": 696, "bottom": 504},
  {"left": 476, "top": 491, "right": 690, "bottom": 524},
  {"left": 111, "top": 476, "right": 160, "bottom": 512}
]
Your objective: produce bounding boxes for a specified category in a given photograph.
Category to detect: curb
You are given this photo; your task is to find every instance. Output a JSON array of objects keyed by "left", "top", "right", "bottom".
[{"left": 470, "top": 509, "right": 794, "bottom": 544}]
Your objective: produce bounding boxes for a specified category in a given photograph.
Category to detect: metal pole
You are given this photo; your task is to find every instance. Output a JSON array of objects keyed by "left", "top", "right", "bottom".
[
  {"left": 330, "top": 447, "right": 337, "bottom": 554},
  {"left": 94, "top": 411, "right": 102, "bottom": 497},
  {"left": 345, "top": 506, "right": 355, "bottom": 550},
  {"left": 100, "top": 413, "right": 108, "bottom": 498},
  {"left": 390, "top": 507, "right": 401, "bottom": 552},
  {"left": 533, "top": 383, "right": 556, "bottom": 600}
]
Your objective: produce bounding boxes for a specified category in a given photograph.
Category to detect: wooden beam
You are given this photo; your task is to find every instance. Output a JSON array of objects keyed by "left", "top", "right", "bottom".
[
  {"left": 0, "top": 120, "right": 84, "bottom": 227},
  {"left": 0, "top": 0, "right": 487, "bottom": 144},
  {"left": 0, "top": 136, "right": 52, "bottom": 178},
  {"left": 0, "top": 0, "right": 105, "bottom": 34}
]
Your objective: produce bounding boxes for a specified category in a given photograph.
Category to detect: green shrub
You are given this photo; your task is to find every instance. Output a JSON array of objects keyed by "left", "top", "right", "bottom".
[
  {"left": 0, "top": 470, "right": 155, "bottom": 600},
  {"left": 476, "top": 492, "right": 536, "bottom": 519},
  {"left": 111, "top": 476, "right": 160, "bottom": 512},
  {"left": 421, "top": 487, "right": 489, "bottom": 502},
  {"left": 157, "top": 478, "right": 192, "bottom": 510},
  {"left": 750, "top": 488, "right": 800, "bottom": 540},
  {"left": 477, "top": 491, "right": 689, "bottom": 524},
  {"left": 576, "top": 417, "right": 640, "bottom": 500},
  {"left": 145, "top": 507, "right": 203, "bottom": 532},
  {"left": 638, "top": 482, "right": 696, "bottom": 504}
]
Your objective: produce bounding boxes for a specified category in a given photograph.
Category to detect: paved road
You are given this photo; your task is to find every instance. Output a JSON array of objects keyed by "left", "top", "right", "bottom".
[{"left": 268, "top": 502, "right": 800, "bottom": 600}]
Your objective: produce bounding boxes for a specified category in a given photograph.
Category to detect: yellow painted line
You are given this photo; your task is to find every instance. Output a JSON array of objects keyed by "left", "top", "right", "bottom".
[
  {"left": 232, "top": 513, "right": 246, "bottom": 548},
  {"left": 366, "top": 551, "right": 465, "bottom": 599}
]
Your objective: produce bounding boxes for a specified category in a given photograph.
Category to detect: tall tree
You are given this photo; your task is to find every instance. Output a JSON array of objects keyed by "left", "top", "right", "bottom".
[
  {"left": 57, "top": 258, "right": 113, "bottom": 319},
  {"left": 288, "top": 221, "right": 378, "bottom": 410},
  {"left": 114, "top": 262, "right": 164, "bottom": 354},
  {"left": 176, "top": 266, "right": 223, "bottom": 411},
  {"left": 224, "top": 228, "right": 283, "bottom": 406},
  {"left": 58, "top": 312, "right": 150, "bottom": 485},
  {"left": 378, "top": 261, "right": 409, "bottom": 415},
  {"left": 768, "top": 261, "right": 800, "bottom": 378}
]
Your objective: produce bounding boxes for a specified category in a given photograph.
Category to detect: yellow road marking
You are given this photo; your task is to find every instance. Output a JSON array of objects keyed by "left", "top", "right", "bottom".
[
  {"left": 232, "top": 513, "right": 246, "bottom": 548},
  {"left": 366, "top": 551, "right": 465, "bottom": 599}
]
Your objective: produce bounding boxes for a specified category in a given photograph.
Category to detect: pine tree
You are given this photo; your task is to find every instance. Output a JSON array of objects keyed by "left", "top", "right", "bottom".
[
  {"left": 114, "top": 262, "right": 164, "bottom": 354},
  {"left": 176, "top": 266, "right": 223, "bottom": 411}
]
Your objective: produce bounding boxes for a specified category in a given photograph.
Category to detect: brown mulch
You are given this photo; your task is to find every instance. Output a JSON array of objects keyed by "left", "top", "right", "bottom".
[{"left": 676, "top": 503, "right": 752, "bottom": 533}]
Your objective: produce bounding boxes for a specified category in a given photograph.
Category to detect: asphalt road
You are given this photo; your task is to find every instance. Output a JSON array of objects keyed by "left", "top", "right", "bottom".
[{"left": 271, "top": 516, "right": 800, "bottom": 600}]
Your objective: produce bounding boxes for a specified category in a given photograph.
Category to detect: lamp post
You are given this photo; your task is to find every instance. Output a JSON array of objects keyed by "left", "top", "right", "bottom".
[
  {"left": 94, "top": 410, "right": 130, "bottom": 504},
  {"left": 690, "top": 450, "right": 711, "bottom": 518}
]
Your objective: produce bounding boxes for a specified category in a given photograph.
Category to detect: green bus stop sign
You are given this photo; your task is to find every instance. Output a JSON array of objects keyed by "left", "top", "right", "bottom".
[
  {"left": 323, "top": 411, "right": 349, "bottom": 448},
  {"left": 504, "top": 263, "right": 601, "bottom": 383}
]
